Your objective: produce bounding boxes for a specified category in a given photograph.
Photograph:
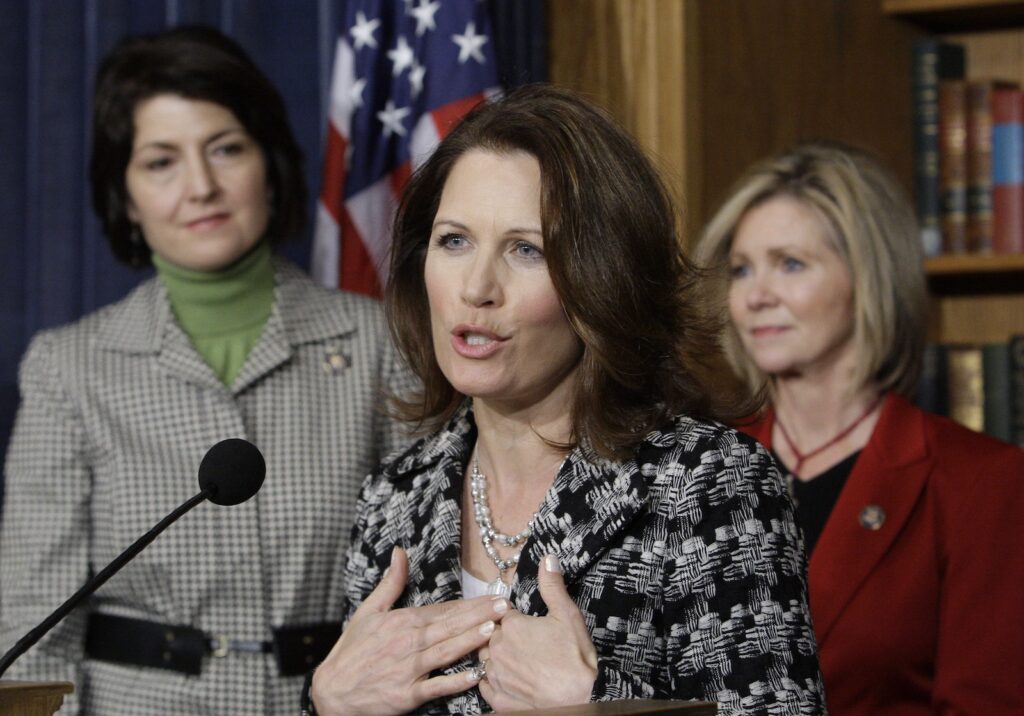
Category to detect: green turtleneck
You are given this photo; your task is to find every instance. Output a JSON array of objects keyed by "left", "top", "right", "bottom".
[{"left": 153, "top": 242, "right": 275, "bottom": 387}]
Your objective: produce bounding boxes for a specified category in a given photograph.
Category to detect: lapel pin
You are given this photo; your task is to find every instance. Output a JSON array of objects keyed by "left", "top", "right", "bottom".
[
  {"left": 322, "top": 347, "right": 351, "bottom": 375},
  {"left": 858, "top": 504, "right": 886, "bottom": 531}
]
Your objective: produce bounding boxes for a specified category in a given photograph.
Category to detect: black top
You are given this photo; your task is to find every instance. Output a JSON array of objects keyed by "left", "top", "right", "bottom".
[{"left": 775, "top": 450, "right": 861, "bottom": 556}]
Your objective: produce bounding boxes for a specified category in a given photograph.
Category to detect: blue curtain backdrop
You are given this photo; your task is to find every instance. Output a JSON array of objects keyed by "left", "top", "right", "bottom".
[{"left": 0, "top": 0, "right": 545, "bottom": 506}]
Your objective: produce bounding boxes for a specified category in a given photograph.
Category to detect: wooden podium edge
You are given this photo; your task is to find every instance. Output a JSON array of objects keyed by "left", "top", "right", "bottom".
[
  {"left": 0, "top": 681, "right": 74, "bottom": 716},
  {"left": 508, "top": 699, "right": 716, "bottom": 715}
]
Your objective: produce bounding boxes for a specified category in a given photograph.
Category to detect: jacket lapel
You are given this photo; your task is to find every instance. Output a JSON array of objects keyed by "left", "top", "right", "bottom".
[
  {"left": 513, "top": 444, "right": 650, "bottom": 616},
  {"left": 230, "top": 259, "right": 357, "bottom": 394},
  {"left": 807, "top": 395, "right": 930, "bottom": 645},
  {"left": 386, "top": 406, "right": 476, "bottom": 609},
  {"left": 93, "top": 277, "right": 224, "bottom": 390}
]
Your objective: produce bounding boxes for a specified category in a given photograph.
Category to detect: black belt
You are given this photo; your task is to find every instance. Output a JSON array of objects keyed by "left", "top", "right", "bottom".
[{"left": 85, "top": 613, "right": 341, "bottom": 677}]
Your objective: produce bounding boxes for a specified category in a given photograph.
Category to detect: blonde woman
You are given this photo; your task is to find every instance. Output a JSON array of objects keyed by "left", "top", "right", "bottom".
[{"left": 696, "top": 141, "right": 1024, "bottom": 715}]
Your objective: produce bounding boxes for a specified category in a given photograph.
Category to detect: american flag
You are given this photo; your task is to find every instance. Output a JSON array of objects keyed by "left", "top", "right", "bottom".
[{"left": 312, "top": 0, "right": 501, "bottom": 295}]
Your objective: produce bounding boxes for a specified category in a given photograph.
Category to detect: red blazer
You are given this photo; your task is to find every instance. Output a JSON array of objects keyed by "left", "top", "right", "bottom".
[{"left": 740, "top": 394, "right": 1024, "bottom": 716}]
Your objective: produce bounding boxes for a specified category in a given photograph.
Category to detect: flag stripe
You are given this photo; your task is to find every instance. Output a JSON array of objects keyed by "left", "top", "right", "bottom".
[{"left": 313, "top": 1, "right": 500, "bottom": 296}]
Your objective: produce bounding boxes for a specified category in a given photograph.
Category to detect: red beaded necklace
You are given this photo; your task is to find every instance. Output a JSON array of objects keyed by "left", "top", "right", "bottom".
[{"left": 774, "top": 394, "right": 883, "bottom": 477}]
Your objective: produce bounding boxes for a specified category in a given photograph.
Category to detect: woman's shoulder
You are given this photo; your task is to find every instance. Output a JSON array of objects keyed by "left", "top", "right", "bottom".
[
  {"left": 913, "top": 403, "right": 1024, "bottom": 483},
  {"left": 645, "top": 414, "right": 776, "bottom": 465},
  {"left": 636, "top": 414, "right": 782, "bottom": 495},
  {"left": 22, "top": 276, "right": 162, "bottom": 360},
  {"left": 272, "top": 259, "right": 391, "bottom": 341}
]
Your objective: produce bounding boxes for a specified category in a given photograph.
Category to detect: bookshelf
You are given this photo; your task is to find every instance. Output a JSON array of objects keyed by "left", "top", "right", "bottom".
[{"left": 547, "top": 0, "right": 1024, "bottom": 349}]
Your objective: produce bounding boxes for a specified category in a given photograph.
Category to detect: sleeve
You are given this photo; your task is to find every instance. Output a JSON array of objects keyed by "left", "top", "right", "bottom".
[
  {"left": 932, "top": 443, "right": 1024, "bottom": 714},
  {"left": 0, "top": 333, "right": 92, "bottom": 713},
  {"left": 635, "top": 432, "right": 824, "bottom": 715}
]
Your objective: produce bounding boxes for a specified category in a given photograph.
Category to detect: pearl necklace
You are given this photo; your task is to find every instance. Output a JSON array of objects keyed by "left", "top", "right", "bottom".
[{"left": 469, "top": 458, "right": 538, "bottom": 600}]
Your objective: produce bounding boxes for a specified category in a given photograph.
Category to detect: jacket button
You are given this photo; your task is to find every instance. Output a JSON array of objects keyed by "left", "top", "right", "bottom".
[{"left": 859, "top": 504, "right": 886, "bottom": 530}]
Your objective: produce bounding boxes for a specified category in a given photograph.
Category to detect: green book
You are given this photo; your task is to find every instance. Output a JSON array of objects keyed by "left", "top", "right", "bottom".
[{"left": 983, "top": 343, "right": 1012, "bottom": 443}]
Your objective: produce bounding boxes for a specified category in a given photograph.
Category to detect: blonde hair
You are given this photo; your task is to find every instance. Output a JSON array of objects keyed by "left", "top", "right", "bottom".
[{"left": 695, "top": 141, "right": 927, "bottom": 398}]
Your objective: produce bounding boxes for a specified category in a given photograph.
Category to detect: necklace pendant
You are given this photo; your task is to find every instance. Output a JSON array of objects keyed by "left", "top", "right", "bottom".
[{"left": 486, "top": 577, "right": 512, "bottom": 599}]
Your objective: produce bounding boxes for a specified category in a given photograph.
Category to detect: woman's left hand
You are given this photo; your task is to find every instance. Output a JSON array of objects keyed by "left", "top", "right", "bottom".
[{"left": 478, "top": 555, "right": 598, "bottom": 711}]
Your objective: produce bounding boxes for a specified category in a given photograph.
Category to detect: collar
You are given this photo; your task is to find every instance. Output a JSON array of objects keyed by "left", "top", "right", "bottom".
[
  {"left": 388, "top": 402, "right": 652, "bottom": 613},
  {"left": 93, "top": 257, "right": 359, "bottom": 355}
]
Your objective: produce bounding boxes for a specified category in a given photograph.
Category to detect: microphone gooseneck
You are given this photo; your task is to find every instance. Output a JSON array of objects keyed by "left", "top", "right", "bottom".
[{"left": 0, "top": 438, "right": 265, "bottom": 678}]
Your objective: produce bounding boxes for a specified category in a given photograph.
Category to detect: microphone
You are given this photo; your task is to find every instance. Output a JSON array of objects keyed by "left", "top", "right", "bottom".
[{"left": 0, "top": 438, "right": 265, "bottom": 677}]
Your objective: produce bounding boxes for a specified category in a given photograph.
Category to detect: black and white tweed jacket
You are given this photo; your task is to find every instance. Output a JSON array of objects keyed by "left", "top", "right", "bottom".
[
  {"left": 338, "top": 404, "right": 826, "bottom": 715},
  {"left": 1, "top": 259, "right": 411, "bottom": 715}
]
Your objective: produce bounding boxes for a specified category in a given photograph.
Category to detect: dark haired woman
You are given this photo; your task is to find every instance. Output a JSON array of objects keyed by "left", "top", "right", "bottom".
[
  {"left": 0, "top": 25, "right": 409, "bottom": 714},
  {"left": 305, "top": 84, "right": 825, "bottom": 716}
]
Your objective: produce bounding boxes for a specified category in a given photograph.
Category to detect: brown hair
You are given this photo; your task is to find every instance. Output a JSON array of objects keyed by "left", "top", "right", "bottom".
[
  {"left": 90, "top": 25, "right": 306, "bottom": 267},
  {"left": 386, "top": 83, "right": 749, "bottom": 459},
  {"left": 695, "top": 141, "right": 927, "bottom": 398}
]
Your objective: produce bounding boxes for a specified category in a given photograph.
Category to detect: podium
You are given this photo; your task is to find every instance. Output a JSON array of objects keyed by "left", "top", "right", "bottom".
[
  {"left": 520, "top": 701, "right": 716, "bottom": 715},
  {"left": 0, "top": 682, "right": 73, "bottom": 716},
  {"left": 0, "top": 683, "right": 713, "bottom": 716}
]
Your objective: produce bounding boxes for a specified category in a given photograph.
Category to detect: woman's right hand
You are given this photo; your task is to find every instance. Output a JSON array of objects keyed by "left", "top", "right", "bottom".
[{"left": 311, "top": 547, "right": 508, "bottom": 716}]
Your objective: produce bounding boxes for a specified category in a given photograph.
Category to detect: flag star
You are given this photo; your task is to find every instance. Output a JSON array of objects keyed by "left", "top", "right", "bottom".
[
  {"left": 409, "top": 62, "right": 426, "bottom": 98},
  {"left": 387, "top": 36, "right": 416, "bottom": 76},
  {"left": 349, "top": 77, "right": 367, "bottom": 109},
  {"left": 377, "top": 101, "right": 411, "bottom": 137},
  {"left": 350, "top": 11, "right": 380, "bottom": 50},
  {"left": 452, "top": 21, "right": 488, "bottom": 64},
  {"left": 410, "top": 0, "right": 441, "bottom": 36}
]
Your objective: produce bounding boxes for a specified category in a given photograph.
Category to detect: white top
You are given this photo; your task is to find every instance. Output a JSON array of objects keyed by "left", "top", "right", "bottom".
[{"left": 461, "top": 568, "right": 492, "bottom": 600}]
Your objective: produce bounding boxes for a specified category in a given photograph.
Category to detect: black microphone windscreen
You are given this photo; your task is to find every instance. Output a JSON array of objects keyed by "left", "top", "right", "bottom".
[{"left": 197, "top": 438, "right": 266, "bottom": 506}]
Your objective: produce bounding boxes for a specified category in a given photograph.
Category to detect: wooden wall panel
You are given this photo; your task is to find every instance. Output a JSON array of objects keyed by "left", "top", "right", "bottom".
[
  {"left": 695, "top": 1, "right": 923, "bottom": 229},
  {"left": 547, "top": 0, "right": 695, "bottom": 235}
]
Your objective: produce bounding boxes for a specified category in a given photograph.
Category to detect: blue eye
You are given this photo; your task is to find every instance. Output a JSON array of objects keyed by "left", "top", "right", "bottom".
[
  {"left": 437, "top": 232, "right": 467, "bottom": 249},
  {"left": 513, "top": 241, "right": 543, "bottom": 260},
  {"left": 729, "top": 263, "right": 750, "bottom": 279},
  {"left": 782, "top": 256, "right": 805, "bottom": 271}
]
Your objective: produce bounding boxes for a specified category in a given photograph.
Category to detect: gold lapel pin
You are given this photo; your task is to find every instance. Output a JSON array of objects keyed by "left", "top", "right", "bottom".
[
  {"left": 858, "top": 504, "right": 886, "bottom": 531},
  {"left": 323, "top": 347, "right": 351, "bottom": 374}
]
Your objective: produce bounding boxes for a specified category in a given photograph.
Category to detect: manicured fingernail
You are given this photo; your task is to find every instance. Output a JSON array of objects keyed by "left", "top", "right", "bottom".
[
  {"left": 491, "top": 598, "right": 508, "bottom": 614},
  {"left": 544, "top": 555, "right": 562, "bottom": 574},
  {"left": 479, "top": 620, "right": 495, "bottom": 636}
]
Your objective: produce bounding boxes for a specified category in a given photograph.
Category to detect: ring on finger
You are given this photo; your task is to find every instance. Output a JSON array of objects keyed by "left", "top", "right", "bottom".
[{"left": 469, "top": 658, "right": 489, "bottom": 683}]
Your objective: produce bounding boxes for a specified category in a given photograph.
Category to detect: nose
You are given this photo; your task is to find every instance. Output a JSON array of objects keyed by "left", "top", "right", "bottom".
[
  {"left": 743, "top": 272, "right": 778, "bottom": 310},
  {"left": 185, "top": 154, "right": 220, "bottom": 202},
  {"left": 460, "top": 253, "right": 502, "bottom": 308}
]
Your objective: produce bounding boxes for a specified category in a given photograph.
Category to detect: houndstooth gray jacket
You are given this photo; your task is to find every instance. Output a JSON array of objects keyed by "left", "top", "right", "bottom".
[
  {"left": 334, "top": 403, "right": 827, "bottom": 715},
  {"left": 0, "top": 259, "right": 411, "bottom": 715}
]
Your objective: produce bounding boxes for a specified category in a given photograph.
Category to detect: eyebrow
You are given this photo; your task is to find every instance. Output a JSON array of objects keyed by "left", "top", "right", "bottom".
[
  {"left": 133, "top": 127, "right": 245, "bottom": 153},
  {"left": 432, "top": 218, "right": 543, "bottom": 236}
]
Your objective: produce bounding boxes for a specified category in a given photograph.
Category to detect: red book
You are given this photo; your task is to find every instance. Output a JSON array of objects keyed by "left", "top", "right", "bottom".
[
  {"left": 966, "top": 82, "right": 997, "bottom": 253},
  {"left": 992, "top": 87, "right": 1024, "bottom": 254}
]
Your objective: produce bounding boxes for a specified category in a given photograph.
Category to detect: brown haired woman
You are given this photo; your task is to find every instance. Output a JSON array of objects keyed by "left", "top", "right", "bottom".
[
  {"left": 0, "top": 26, "right": 410, "bottom": 714},
  {"left": 696, "top": 141, "right": 1024, "bottom": 715},
  {"left": 305, "top": 84, "right": 825, "bottom": 716}
]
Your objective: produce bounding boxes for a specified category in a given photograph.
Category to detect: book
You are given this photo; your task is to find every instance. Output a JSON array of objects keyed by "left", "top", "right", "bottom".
[
  {"left": 912, "top": 40, "right": 966, "bottom": 257},
  {"left": 1011, "top": 335, "right": 1024, "bottom": 447},
  {"left": 992, "top": 87, "right": 1024, "bottom": 254},
  {"left": 947, "top": 345, "right": 984, "bottom": 433},
  {"left": 916, "top": 342, "right": 949, "bottom": 416},
  {"left": 939, "top": 80, "right": 969, "bottom": 253},
  {"left": 982, "top": 343, "right": 1013, "bottom": 442},
  {"left": 966, "top": 81, "right": 1000, "bottom": 253}
]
